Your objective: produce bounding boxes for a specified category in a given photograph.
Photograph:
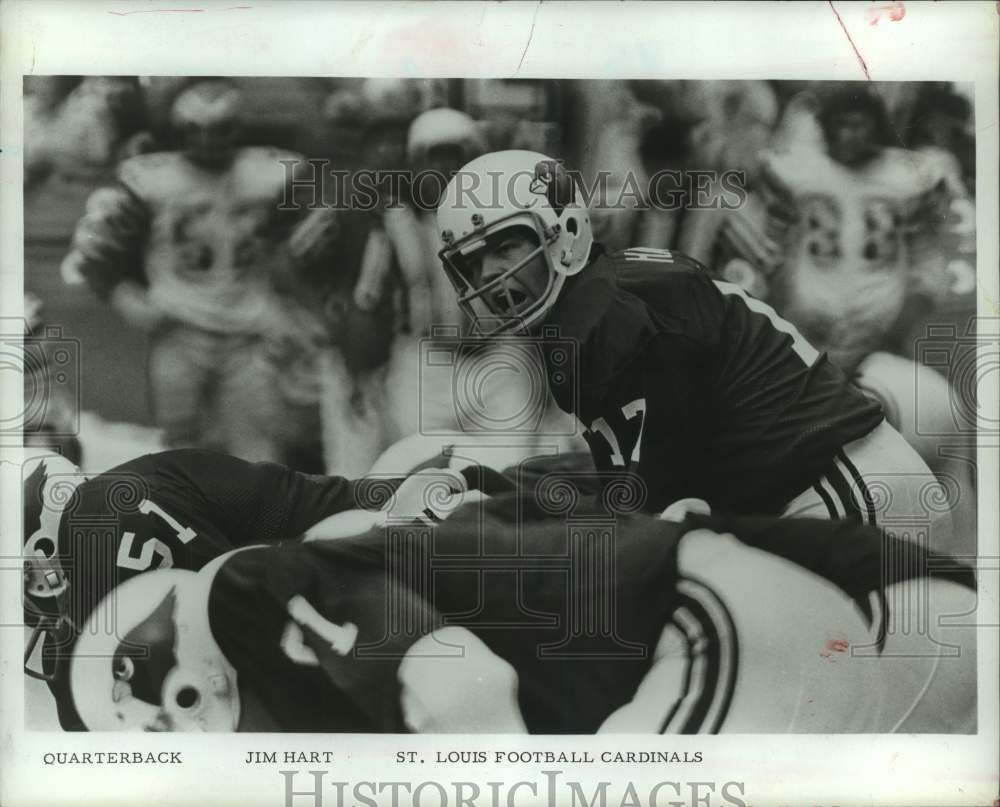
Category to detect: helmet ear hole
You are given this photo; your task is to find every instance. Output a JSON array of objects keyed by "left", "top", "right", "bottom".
[
  {"left": 175, "top": 685, "right": 200, "bottom": 710},
  {"left": 565, "top": 217, "right": 578, "bottom": 236}
]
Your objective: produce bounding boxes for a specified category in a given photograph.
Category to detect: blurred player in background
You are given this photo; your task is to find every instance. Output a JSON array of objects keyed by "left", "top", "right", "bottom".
[
  {"left": 60, "top": 79, "right": 335, "bottom": 470},
  {"left": 575, "top": 82, "right": 666, "bottom": 253},
  {"left": 23, "top": 76, "right": 148, "bottom": 189},
  {"left": 65, "top": 495, "right": 975, "bottom": 734},
  {"left": 403, "top": 107, "right": 488, "bottom": 333},
  {"left": 710, "top": 86, "right": 970, "bottom": 374},
  {"left": 384, "top": 106, "right": 535, "bottom": 445},
  {"left": 312, "top": 79, "right": 428, "bottom": 478},
  {"left": 672, "top": 80, "right": 780, "bottom": 263}
]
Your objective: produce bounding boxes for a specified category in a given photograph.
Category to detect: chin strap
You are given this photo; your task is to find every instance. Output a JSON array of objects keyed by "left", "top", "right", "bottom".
[{"left": 23, "top": 548, "right": 76, "bottom": 681}]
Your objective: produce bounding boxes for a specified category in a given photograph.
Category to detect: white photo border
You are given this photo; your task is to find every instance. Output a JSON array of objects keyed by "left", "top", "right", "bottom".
[{"left": 1, "top": 2, "right": 997, "bottom": 806}]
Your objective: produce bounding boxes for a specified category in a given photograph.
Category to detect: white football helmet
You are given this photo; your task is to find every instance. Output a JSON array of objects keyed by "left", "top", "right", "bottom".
[
  {"left": 359, "top": 78, "right": 426, "bottom": 127},
  {"left": 169, "top": 79, "right": 244, "bottom": 168},
  {"left": 436, "top": 150, "right": 593, "bottom": 335},
  {"left": 70, "top": 567, "right": 240, "bottom": 732},
  {"left": 406, "top": 108, "right": 486, "bottom": 166},
  {"left": 22, "top": 450, "right": 85, "bottom": 681}
]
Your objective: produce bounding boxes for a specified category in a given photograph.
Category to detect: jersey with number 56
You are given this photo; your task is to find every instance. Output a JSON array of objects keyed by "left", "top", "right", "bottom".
[{"left": 542, "top": 246, "right": 884, "bottom": 515}]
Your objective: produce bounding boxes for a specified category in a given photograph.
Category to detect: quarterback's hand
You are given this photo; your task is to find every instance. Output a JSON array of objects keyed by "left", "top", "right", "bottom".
[
  {"left": 385, "top": 468, "right": 468, "bottom": 524},
  {"left": 660, "top": 498, "right": 711, "bottom": 523}
]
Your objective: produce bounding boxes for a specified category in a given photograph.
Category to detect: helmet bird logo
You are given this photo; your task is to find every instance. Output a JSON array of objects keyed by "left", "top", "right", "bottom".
[{"left": 529, "top": 159, "right": 574, "bottom": 215}]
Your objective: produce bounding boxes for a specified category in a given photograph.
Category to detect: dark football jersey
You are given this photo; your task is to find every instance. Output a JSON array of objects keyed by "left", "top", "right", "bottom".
[
  {"left": 45, "top": 448, "right": 397, "bottom": 730},
  {"left": 542, "top": 246, "right": 884, "bottom": 515},
  {"left": 207, "top": 498, "right": 680, "bottom": 734}
]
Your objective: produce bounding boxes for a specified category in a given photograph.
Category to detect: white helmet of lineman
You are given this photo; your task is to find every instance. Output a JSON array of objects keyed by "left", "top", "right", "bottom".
[
  {"left": 70, "top": 565, "right": 240, "bottom": 732},
  {"left": 436, "top": 149, "right": 593, "bottom": 335},
  {"left": 21, "top": 450, "right": 86, "bottom": 680}
]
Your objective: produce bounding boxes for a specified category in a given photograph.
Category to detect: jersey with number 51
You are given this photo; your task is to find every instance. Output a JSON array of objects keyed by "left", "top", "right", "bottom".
[
  {"left": 542, "top": 246, "right": 884, "bottom": 515},
  {"left": 53, "top": 449, "right": 384, "bottom": 628},
  {"left": 42, "top": 449, "right": 387, "bottom": 729}
]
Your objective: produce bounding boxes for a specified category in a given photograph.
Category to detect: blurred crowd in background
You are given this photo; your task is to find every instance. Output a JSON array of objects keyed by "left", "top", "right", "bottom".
[{"left": 22, "top": 76, "right": 978, "bottom": 536}]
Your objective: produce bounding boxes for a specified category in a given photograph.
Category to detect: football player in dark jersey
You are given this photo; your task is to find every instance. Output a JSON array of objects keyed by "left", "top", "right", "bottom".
[
  {"left": 20, "top": 447, "right": 471, "bottom": 730},
  {"left": 434, "top": 150, "right": 953, "bottom": 548},
  {"left": 66, "top": 493, "right": 975, "bottom": 734}
]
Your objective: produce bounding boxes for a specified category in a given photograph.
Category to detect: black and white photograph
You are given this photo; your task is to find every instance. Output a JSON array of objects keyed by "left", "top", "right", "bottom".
[{"left": 1, "top": 2, "right": 997, "bottom": 806}]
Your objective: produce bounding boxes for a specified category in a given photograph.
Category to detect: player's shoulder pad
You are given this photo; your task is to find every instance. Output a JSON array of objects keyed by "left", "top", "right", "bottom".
[
  {"left": 238, "top": 145, "right": 304, "bottom": 166},
  {"left": 116, "top": 151, "right": 185, "bottom": 197},
  {"left": 880, "top": 146, "right": 954, "bottom": 193},
  {"left": 236, "top": 146, "right": 306, "bottom": 186},
  {"left": 912, "top": 146, "right": 966, "bottom": 194},
  {"left": 80, "top": 450, "right": 165, "bottom": 497},
  {"left": 557, "top": 249, "right": 699, "bottom": 388},
  {"left": 757, "top": 146, "right": 827, "bottom": 197},
  {"left": 99, "top": 448, "right": 232, "bottom": 499}
]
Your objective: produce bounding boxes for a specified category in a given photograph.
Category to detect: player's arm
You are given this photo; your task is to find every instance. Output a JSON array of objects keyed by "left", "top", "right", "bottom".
[
  {"left": 158, "top": 449, "right": 405, "bottom": 545},
  {"left": 236, "top": 456, "right": 510, "bottom": 538},
  {"left": 382, "top": 204, "right": 435, "bottom": 336},
  {"left": 59, "top": 181, "right": 168, "bottom": 333},
  {"left": 61, "top": 183, "right": 148, "bottom": 297},
  {"left": 709, "top": 152, "right": 795, "bottom": 281},
  {"left": 399, "top": 626, "right": 528, "bottom": 734},
  {"left": 280, "top": 152, "right": 342, "bottom": 272},
  {"left": 304, "top": 464, "right": 511, "bottom": 541},
  {"left": 265, "top": 463, "right": 407, "bottom": 536}
]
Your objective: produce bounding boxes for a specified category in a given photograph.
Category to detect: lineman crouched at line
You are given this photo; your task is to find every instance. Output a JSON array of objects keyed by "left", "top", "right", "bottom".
[{"left": 68, "top": 487, "right": 975, "bottom": 735}]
